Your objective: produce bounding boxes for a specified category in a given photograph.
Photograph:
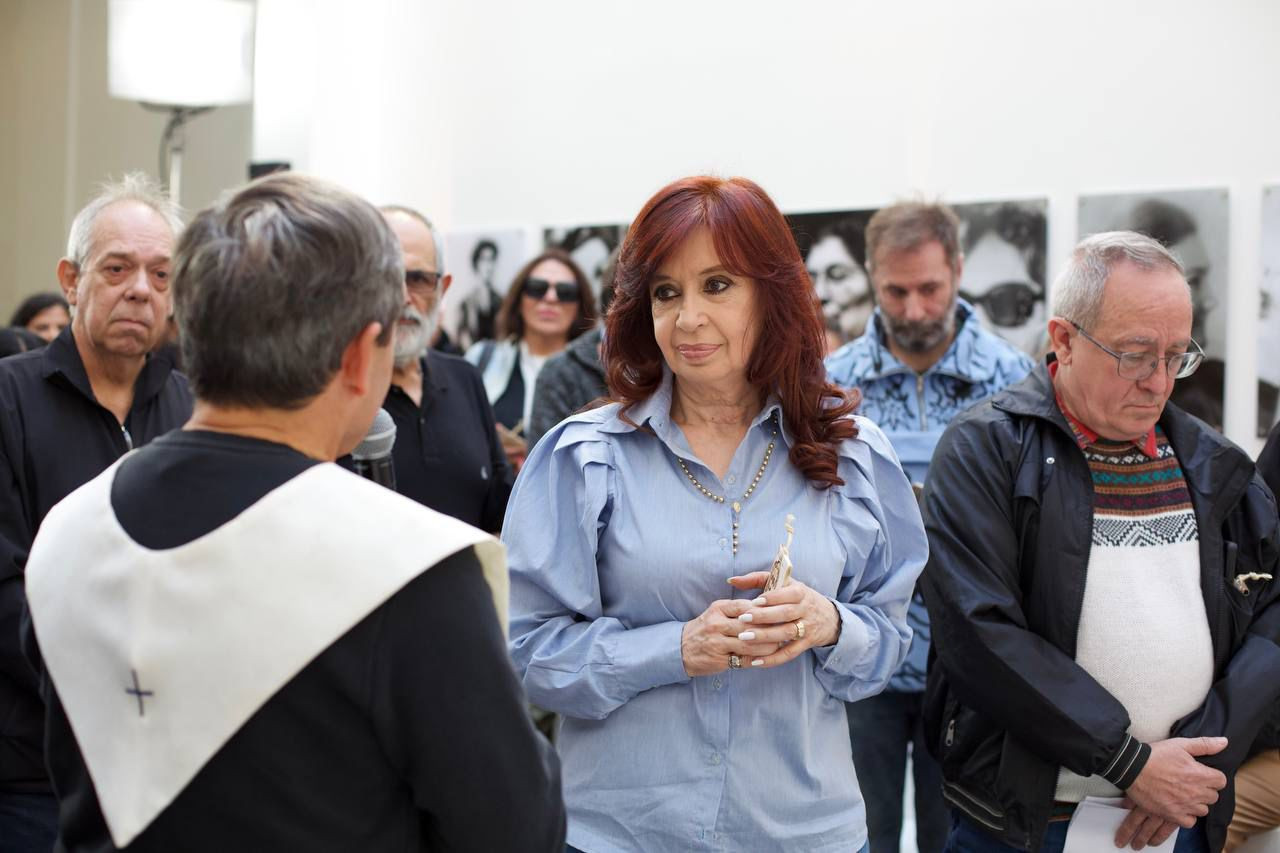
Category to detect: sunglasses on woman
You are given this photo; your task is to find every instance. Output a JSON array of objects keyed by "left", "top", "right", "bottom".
[{"left": 523, "top": 278, "right": 581, "bottom": 302}]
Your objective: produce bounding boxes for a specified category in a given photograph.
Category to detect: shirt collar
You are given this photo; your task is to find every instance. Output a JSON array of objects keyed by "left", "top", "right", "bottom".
[
  {"left": 614, "top": 367, "right": 793, "bottom": 455},
  {"left": 41, "top": 326, "right": 175, "bottom": 408},
  {"left": 1047, "top": 360, "right": 1159, "bottom": 458}
]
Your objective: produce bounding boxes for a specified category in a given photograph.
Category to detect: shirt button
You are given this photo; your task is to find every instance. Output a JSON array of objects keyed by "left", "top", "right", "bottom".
[
  {"left": 712, "top": 678, "right": 723, "bottom": 690},
  {"left": 1046, "top": 456, "right": 1055, "bottom": 464},
  {"left": 709, "top": 752, "right": 721, "bottom": 765},
  {"left": 718, "top": 537, "right": 728, "bottom": 548},
  {"left": 726, "top": 474, "right": 737, "bottom": 484}
]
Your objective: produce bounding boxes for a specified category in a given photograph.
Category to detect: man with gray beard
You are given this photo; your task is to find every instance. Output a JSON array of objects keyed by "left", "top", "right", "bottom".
[
  {"left": 825, "top": 201, "right": 1033, "bottom": 853},
  {"left": 379, "top": 206, "right": 512, "bottom": 531}
]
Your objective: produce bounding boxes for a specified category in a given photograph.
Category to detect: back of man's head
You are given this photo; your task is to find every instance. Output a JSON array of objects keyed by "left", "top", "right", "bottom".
[
  {"left": 865, "top": 200, "right": 962, "bottom": 275},
  {"left": 173, "top": 173, "right": 403, "bottom": 410}
]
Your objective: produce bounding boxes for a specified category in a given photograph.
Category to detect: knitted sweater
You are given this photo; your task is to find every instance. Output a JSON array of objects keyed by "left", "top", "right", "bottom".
[{"left": 1055, "top": 426, "right": 1214, "bottom": 802}]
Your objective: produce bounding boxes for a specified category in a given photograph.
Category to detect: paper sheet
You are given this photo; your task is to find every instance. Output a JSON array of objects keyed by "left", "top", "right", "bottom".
[{"left": 1063, "top": 797, "right": 1177, "bottom": 853}]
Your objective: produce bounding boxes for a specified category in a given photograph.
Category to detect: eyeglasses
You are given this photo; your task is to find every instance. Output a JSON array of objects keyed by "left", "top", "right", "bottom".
[
  {"left": 405, "top": 270, "right": 443, "bottom": 294},
  {"left": 1070, "top": 321, "right": 1204, "bottom": 381},
  {"left": 523, "top": 278, "right": 581, "bottom": 302},
  {"left": 960, "top": 281, "right": 1041, "bottom": 328}
]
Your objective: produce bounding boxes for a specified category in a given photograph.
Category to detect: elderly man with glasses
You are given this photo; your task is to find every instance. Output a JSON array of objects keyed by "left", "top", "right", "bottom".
[
  {"left": 920, "top": 231, "right": 1280, "bottom": 853},
  {"left": 378, "top": 206, "right": 512, "bottom": 532}
]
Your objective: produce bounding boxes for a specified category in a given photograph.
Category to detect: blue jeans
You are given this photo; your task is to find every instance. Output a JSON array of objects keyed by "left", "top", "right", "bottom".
[
  {"left": 847, "top": 691, "right": 948, "bottom": 853},
  {"left": 944, "top": 811, "right": 1210, "bottom": 853},
  {"left": 0, "top": 791, "right": 57, "bottom": 853}
]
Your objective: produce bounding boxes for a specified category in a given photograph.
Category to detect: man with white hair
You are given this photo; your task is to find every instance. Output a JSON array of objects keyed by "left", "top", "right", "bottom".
[
  {"left": 921, "top": 231, "right": 1280, "bottom": 853},
  {"left": 0, "top": 173, "right": 192, "bottom": 850},
  {"left": 379, "top": 206, "right": 511, "bottom": 531}
]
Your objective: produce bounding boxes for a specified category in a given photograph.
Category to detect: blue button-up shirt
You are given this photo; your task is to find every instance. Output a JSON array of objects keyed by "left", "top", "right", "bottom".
[{"left": 504, "top": 371, "right": 927, "bottom": 852}]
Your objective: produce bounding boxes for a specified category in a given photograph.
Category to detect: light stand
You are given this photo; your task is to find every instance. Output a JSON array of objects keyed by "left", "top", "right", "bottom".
[{"left": 145, "top": 104, "right": 214, "bottom": 203}]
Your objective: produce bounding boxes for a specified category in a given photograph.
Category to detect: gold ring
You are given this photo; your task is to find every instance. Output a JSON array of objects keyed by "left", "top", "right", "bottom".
[
  {"left": 796, "top": 620, "right": 806, "bottom": 640},
  {"left": 729, "top": 654, "right": 742, "bottom": 670}
]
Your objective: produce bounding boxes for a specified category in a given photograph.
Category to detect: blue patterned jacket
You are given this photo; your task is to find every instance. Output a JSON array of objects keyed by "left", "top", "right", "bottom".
[{"left": 825, "top": 299, "right": 1033, "bottom": 692}]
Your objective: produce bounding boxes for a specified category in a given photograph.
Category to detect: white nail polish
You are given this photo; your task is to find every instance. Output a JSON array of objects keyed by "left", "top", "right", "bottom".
[
  {"left": 753, "top": 596, "right": 767, "bottom": 606},
  {"left": 751, "top": 659, "right": 764, "bottom": 667},
  {"left": 739, "top": 613, "right": 753, "bottom": 623},
  {"left": 738, "top": 631, "right": 756, "bottom": 641}
]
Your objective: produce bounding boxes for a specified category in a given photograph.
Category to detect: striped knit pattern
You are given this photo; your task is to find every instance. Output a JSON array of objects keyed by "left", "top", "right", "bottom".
[
  {"left": 1055, "top": 423, "right": 1213, "bottom": 803},
  {"left": 1080, "top": 430, "right": 1197, "bottom": 548}
]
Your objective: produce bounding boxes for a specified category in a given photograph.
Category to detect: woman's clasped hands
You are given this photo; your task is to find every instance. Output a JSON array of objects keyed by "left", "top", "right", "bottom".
[{"left": 680, "top": 570, "right": 842, "bottom": 677}]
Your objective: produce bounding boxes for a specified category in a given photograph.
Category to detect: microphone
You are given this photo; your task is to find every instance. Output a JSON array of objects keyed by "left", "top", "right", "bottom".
[{"left": 352, "top": 408, "right": 397, "bottom": 490}]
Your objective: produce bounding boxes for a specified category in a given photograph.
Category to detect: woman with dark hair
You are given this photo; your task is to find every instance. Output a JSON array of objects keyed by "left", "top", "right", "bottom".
[
  {"left": 9, "top": 292, "right": 70, "bottom": 342},
  {"left": 504, "top": 176, "right": 927, "bottom": 852},
  {"left": 465, "top": 248, "right": 597, "bottom": 465}
]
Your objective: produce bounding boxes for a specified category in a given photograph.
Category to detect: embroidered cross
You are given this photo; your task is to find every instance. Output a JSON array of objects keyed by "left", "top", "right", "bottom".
[{"left": 126, "top": 669, "right": 154, "bottom": 717}]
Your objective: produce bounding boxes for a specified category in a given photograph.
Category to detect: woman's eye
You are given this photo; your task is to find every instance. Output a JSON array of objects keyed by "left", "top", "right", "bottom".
[
  {"left": 652, "top": 285, "right": 677, "bottom": 301},
  {"left": 705, "top": 277, "right": 731, "bottom": 294}
]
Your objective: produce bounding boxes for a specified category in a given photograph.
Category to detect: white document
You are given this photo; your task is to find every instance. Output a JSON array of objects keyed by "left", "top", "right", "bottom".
[{"left": 1063, "top": 797, "right": 1177, "bottom": 853}]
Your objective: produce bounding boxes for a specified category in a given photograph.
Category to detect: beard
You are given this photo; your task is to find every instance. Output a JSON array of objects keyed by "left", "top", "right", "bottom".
[
  {"left": 882, "top": 296, "right": 958, "bottom": 354},
  {"left": 394, "top": 303, "right": 439, "bottom": 367}
]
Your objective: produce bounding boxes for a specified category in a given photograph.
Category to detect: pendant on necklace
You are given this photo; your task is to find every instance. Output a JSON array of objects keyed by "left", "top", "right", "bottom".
[{"left": 731, "top": 501, "right": 741, "bottom": 514}]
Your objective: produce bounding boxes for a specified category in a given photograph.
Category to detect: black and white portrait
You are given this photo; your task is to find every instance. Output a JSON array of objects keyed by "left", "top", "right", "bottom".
[
  {"left": 1078, "top": 188, "right": 1230, "bottom": 429},
  {"left": 787, "top": 209, "right": 875, "bottom": 348},
  {"left": 1259, "top": 186, "right": 1280, "bottom": 434},
  {"left": 543, "top": 224, "right": 626, "bottom": 302},
  {"left": 442, "top": 229, "right": 530, "bottom": 350},
  {"left": 953, "top": 199, "right": 1049, "bottom": 357}
]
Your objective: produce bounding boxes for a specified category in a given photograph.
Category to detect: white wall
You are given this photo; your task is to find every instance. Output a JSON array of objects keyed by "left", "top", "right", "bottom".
[{"left": 245, "top": 1, "right": 1280, "bottom": 449}]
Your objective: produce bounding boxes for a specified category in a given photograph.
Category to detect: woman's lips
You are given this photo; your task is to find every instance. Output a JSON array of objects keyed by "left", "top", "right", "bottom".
[{"left": 677, "top": 344, "right": 720, "bottom": 361}]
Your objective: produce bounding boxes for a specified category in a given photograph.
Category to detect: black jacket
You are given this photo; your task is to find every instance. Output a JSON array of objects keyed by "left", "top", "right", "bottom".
[
  {"left": 921, "top": 364, "right": 1280, "bottom": 852},
  {"left": 0, "top": 328, "right": 192, "bottom": 792},
  {"left": 526, "top": 327, "right": 605, "bottom": 450}
]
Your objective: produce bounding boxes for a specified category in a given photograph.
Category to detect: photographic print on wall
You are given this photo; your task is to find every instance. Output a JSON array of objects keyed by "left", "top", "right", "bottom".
[
  {"left": 1259, "top": 186, "right": 1280, "bottom": 436},
  {"left": 1078, "top": 188, "right": 1230, "bottom": 431},
  {"left": 952, "top": 199, "right": 1049, "bottom": 357},
  {"left": 442, "top": 228, "right": 531, "bottom": 352},
  {"left": 543, "top": 224, "right": 627, "bottom": 303},
  {"left": 787, "top": 199, "right": 1048, "bottom": 357},
  {"left": 786, "top": 208, "right": 876, "bottom": 350}
]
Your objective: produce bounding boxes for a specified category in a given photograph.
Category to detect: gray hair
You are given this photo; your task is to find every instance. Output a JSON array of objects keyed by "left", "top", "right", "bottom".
[
  {"left": 1052, "top": 230, "right": 1187, "bottom": 330},
  {"left": 65, "top": 172, "right": 183, "bottom": 267},
  {"left": 380, "top": 204, "right": 446, "bottom": 275},
  {"left": 173, "top": 173, "right": 403, "bottom": 409}
]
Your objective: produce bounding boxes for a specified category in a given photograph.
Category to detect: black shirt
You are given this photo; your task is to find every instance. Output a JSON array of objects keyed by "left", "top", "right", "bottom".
[
  {"left": 384, "top": 352, "right": 512, "bottom": 532},
  {"left": 0, "top": 328, "right": 192, "bottom": 793},
  {"left": 24, "top": 429, "right": 565, "bottom": 852}
]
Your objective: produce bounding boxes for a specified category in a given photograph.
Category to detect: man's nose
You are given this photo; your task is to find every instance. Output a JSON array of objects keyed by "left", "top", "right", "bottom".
[{"left": 125, "top": 268, "right": 153, "bottom": 299}]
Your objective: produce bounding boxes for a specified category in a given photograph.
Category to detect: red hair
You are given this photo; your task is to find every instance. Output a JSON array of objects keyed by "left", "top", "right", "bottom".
[{"left": 605, "top": 176, "right": 860, "bottom": 489}]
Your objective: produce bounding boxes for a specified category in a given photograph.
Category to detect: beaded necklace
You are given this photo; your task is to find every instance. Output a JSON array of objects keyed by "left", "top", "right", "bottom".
[{"left": 675, "top": 418, "right": 778, "bottom": 556}]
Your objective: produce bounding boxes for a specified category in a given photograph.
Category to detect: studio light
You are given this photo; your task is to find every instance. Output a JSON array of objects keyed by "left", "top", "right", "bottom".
[{"left": 108, "top": 0, "right": 255, "bottom": 203}]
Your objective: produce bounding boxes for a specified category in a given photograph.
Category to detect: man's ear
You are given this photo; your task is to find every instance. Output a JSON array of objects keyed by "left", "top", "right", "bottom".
[
  {"left": 439, "top": 273, "right": 453, "bottom": 298},
  {"left": 1046, "top": 317, "right": 1075, "bottom": 366},
  {"left": 338, "top": 322, "right": 386, "bottom": 397},
  {"left": 56, "top": 259, "right": 79, "bottom": 306}
]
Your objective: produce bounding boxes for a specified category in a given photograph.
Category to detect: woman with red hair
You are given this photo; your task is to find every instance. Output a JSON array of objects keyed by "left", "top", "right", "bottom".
[{"left": 504, "top": 176, "right": 927, "bottom": 852}]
